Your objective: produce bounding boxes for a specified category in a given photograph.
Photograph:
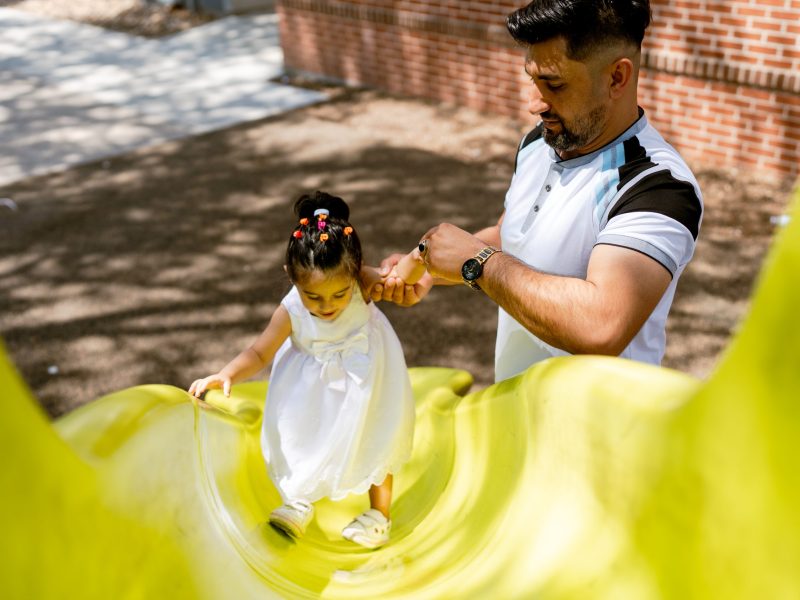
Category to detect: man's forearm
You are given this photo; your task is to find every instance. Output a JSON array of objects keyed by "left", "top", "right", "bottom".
[
  {"left": 475, "top": 224, "right": 502, "bottom": 248},
  {"left": 480, "top": 252, "right": 628, "bottom": 355}
]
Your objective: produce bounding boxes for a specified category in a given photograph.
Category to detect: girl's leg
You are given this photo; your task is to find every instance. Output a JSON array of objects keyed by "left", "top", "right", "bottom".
[{"left": 369, "top": 474, "right": 393, "bottom": 519}]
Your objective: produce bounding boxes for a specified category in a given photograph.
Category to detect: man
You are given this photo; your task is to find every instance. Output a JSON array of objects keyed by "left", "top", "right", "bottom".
[{"left": 373, "top": 0, "right": 703, "bottom": 382}]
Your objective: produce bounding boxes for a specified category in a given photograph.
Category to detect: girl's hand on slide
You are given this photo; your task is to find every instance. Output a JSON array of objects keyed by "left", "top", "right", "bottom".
[{"left": 188, "top": 374, "right": 232, "bottom": 398}]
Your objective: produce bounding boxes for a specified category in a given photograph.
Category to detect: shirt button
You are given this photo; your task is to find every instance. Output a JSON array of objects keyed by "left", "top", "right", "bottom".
[
  {"left": 545, "top": 185, "right": 552, "bottom": 192},
  {"left": 533, "top": 205, "right": 539, "bottom": 212}
]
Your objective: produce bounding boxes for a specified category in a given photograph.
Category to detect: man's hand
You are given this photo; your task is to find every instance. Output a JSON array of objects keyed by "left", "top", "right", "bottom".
[
  {"left": 420, "top": 223, "right": 488, "bottom": 282},
  {"left": 370, "top": 253, "right": 434, "bottom": 306}
]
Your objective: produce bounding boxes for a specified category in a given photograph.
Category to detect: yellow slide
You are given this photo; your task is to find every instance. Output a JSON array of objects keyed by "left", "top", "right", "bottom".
[{"left": 2, "top": 187, "right": 799, "bottom": 598}]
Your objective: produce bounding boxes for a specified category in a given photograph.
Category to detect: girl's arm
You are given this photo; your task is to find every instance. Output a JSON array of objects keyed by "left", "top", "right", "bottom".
[{"left": 188, "top": 305, "right": 292, "bottom": 398}]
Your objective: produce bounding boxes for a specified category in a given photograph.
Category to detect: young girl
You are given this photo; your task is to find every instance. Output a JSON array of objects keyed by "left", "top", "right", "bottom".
[{"left": 188, "top": 191, "right": 424, "bottom": 549}]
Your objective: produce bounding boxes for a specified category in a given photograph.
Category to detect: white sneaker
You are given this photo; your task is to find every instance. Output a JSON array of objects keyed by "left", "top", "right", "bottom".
[
  {"left": 269, "top": 500, "right": 314, "bottom": 538},
  {"left": 342, "top": 508, "right": 392, "bottom": 549}
]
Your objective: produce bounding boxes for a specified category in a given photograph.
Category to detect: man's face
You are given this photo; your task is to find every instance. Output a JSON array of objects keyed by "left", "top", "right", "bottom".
[{"left": 525, "top": 37, "right": 610, "bottom": 157}]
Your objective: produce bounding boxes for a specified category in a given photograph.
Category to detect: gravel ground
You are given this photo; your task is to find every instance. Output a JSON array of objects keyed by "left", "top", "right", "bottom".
[{"left": 1, "top": 1, "right": 795, "bottom": 416}]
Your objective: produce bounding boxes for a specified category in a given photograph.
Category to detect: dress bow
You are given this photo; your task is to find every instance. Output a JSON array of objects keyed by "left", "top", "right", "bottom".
[{"left": 309, "top": 331, "right": 370, "bottom": 392}]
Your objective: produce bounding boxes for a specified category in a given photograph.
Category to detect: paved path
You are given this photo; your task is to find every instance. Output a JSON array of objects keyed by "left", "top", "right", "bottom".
[{"left": 0, "top": 9, "right": 327, "bottom": 187}]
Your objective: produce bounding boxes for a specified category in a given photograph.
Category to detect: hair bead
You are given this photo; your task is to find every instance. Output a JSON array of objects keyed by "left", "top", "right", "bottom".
[
  {"left": 319, "top": 233, "right": 329, "bottom": 242},
  {"left": 343, "top": 226, "right": 353, "bottom": 236},
  {"left": 292, "top": 230, "right": 303, "bottom": 239},
  {"left": 299, "top": 217, "right": 309, "bottom": 226}
]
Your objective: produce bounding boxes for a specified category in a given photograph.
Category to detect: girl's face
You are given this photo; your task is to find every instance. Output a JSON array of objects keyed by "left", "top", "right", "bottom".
[{"left": 295, "top": 268, "right": 354, "bottom": 321}]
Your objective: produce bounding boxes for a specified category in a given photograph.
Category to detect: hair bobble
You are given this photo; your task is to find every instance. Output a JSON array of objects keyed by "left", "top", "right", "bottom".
[
  {"left": 317, "top": 220, "right": 327, "bottom": 231},
  {"left": 319, "top": 233, "right": 329, "bottom": 242},
  {"left": 292, "top": 230, "right": 303, "bottom": 239},
  {"left": 343, "top": 226, "right": 353, "bottom": 236},
  {"left": 299, "top": 217, "right": 309, "bottom": 226}
]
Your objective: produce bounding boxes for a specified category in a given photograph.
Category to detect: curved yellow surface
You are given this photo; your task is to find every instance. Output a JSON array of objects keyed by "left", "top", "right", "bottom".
[{"left": 2, "top": 188, "right": 799, "bottom": 598}]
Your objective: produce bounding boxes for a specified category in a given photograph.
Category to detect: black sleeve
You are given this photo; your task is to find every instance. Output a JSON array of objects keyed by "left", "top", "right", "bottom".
[
  {"left": 514, "top": 123, "right": 544, "bottom": 174},
  {"left": 609, "top": 169, "right": 702, "bottom": 240}
]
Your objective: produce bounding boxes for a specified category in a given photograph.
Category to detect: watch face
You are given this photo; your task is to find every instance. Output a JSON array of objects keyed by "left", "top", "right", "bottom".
[{"left": 462, "top": 258, "right": 482, "bottom": 281}]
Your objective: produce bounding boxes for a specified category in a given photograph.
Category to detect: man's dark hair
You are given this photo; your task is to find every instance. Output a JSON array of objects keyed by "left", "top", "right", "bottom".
[{"left": 507, "top": 0, "right": 651, "bottom": 60}]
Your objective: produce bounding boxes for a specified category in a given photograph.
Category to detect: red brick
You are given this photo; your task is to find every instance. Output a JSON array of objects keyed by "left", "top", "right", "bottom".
[
  {"left": 770, "top": 10, "right": 800, "bottom": 20},
  {"left": 719, "top": 16, "right": 749, "bottom": 28},
  {"left": 737, "top": 7, "right": 768, "bottom": 17},
  {"left": 716, "top": 139, "right": 743, "bottom": 151},
  {"left": 701, "top": 26, "right": 731, "bottom": 37},
  {"left": 738, "top": 31, "right": 765, "bottom": 41},
  {"left": 747, "top": 145, "right": 782, "bottom": 159},
  {"left": 775, "top": 140, "right": 800, "bottom": 152},
  {"left": 751, "top": 20, "right": 783, "bottom": 32},
  {"left": 768, "top": 35, "right": 797, "bottom": 45}
]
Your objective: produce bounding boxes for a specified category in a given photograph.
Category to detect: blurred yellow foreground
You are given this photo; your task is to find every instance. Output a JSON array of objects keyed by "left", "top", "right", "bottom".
[{"left": 2, "top": 189, "right": 799, "bottom": 599}]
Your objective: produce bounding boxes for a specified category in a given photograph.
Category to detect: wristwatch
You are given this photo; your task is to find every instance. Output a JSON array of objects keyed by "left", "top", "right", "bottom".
[{"left": 461, "top": 247, "right": 501, "bottom": 291}]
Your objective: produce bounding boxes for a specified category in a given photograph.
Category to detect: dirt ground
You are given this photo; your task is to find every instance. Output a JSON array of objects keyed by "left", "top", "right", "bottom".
[
  {"left": 1, "top": 1, "right": 795, "bottom": 417},
  {"left": 0, "top": 0, "right": 215, "bottom": 37}
]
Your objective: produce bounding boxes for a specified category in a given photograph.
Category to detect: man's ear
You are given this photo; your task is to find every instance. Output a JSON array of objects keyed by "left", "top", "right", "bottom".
[{"left": 609, "top": 57, "right": 634, "bottom": 99}]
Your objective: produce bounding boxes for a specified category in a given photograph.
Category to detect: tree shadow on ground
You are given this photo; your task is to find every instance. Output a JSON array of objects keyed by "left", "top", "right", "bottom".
[
  {"left": 0, "top": 92, "right": 511, "bottom": 415},
  {"left": 0, "top": 90, "right": 793, "bottom": 416}
]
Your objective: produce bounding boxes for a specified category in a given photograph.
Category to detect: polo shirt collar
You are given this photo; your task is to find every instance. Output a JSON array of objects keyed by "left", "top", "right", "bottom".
[{"left": 549, "top": 107, "right": 648, "bottom": 168}]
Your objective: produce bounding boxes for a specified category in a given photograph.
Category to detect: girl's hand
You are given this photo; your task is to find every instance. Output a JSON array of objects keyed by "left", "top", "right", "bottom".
[
  {"left": 188, "top": 374, "right": 232, "bottom": 398},
  {"left": 360, "top": 265, "right": 385, "bottom": 297}
]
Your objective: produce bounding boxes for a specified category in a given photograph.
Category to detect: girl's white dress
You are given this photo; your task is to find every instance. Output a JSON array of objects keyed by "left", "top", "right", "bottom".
[{"left": 261, "top": 286, "right": 415, "bottom": 503}]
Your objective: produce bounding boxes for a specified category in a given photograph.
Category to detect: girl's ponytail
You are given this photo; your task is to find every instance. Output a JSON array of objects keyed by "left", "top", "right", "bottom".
[
  {"left": 286, "top": 191, "right": 363, "bottom": 283},
  {"left": 294, "top": 191, "right": 350, "bottom": 222}
]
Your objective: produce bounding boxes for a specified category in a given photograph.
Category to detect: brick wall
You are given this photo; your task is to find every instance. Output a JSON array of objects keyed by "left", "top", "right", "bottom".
[
  {"left": 643, "top": 0, "right": 799, "bottom": 179},
  {"left": 277, "top": 0, "right": 800, "bottom": 181}
]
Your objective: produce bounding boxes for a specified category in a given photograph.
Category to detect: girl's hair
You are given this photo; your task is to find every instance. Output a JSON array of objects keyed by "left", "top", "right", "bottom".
[{"left": 285, "top": 191, "right": 363, "bottom": 283}]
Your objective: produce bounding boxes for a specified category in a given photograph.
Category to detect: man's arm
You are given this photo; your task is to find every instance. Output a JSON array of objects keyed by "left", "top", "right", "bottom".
[
  {"left": 370, "top": 214, "right": 504, "bottom": 305},
  {"left": 473, "top": 215, "right": 503, "bottom": 248},
  {"left": 422, "top": 223, "right": 671, "bottom": 355},
  {"left": 483, "top": 244, "right": 671, "bottom": 354}
]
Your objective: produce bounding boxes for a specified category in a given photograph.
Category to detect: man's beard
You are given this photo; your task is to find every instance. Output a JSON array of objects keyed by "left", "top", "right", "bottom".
[{"left": 542, "top": 104, "right": 606, "bottom": 153}]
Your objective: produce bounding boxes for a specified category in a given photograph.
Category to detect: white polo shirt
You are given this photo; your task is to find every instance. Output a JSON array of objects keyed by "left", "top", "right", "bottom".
[{"left": 495, "top": 110, "right": 703, "bottom": 382}]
